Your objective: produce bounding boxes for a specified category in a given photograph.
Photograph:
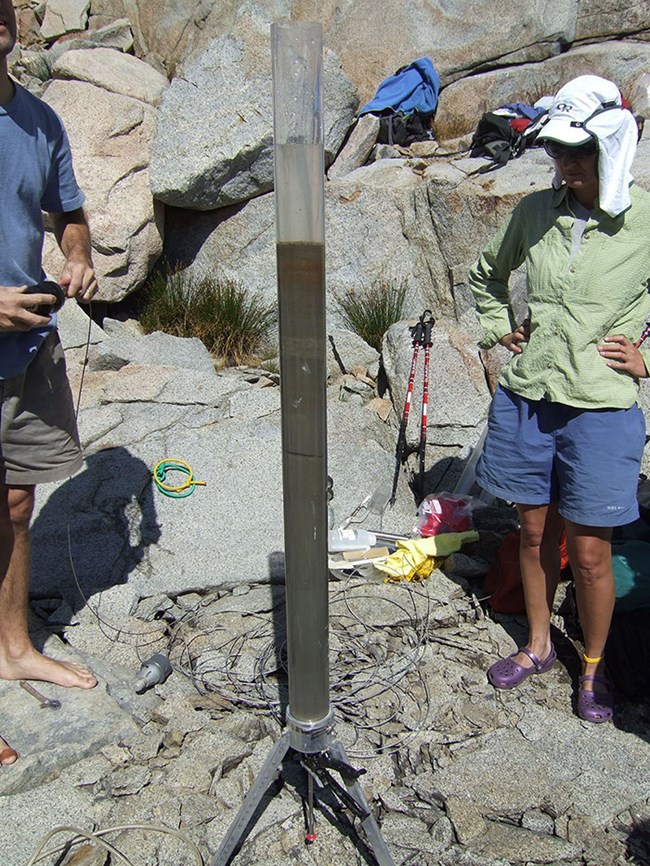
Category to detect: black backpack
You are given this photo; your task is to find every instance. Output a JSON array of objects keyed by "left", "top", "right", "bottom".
[
  {"left": 378, "top": 110, "right": 435, "bottom": 146},
  {"left": 470, "top": 111, "right": 527, "bottom": 171},
  {"left": 359, "top": 57, "right": 440, "bottom": 148}
]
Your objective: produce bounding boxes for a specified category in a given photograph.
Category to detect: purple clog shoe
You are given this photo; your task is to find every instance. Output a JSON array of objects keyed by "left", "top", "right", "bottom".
[
  {"left": 577, "top": 674, "right": 613, "bottom": 723},
  {"left": 487, "top": 645, "right": 557, "bottom": 690}
]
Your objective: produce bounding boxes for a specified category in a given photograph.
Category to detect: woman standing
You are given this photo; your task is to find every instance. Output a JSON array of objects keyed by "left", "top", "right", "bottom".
[{"left": 470, "top": 75, "right": 650, "bottom": 723}]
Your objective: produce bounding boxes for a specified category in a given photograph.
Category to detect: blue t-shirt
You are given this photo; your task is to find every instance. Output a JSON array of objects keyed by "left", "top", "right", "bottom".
[{"left": 0, "top": 82, "right": 85, "bottom": 378}]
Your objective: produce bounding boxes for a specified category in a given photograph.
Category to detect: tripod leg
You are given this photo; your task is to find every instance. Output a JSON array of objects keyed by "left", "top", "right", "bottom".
[
  {"left": 305, "top": 772, "right": 317, "bottom": 843},
  {"left": 326, "top": 740, "right": 396, "bottom": 866},
  {"left": 211, "top": 731, "right": 291, "bottom": 866}
]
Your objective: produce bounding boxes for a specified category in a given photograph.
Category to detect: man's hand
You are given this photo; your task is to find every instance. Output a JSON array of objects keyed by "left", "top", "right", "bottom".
[
  {"left": 598, "top": 334, "right": 648, "bottom": 378},
  {"left": 0, "top": 285, "right": 55, "bottom": 332},
  {"left": 50, "top": 208, "right": 98, "bottom": 303},
  {"left": 499, "top": 318, "right": 530, "bottom": 355},
  {"left": 59, "top": 257, "right": 97, "bottom": 303}
]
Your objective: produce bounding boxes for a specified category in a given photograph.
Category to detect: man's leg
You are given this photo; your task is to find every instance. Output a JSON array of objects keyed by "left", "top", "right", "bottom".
[{"left": 0, "top": 483, "right": 96, "bottom": 688}]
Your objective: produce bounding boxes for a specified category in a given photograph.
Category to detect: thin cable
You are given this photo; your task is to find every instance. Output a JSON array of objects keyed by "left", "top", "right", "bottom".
[
  {"left": 23, "top": 822, "right": 205, "bottom": 866},
  {"left": 24, "top": 825, "right": 133, "bottom": 866},
  {"left": 74, "top": 299, "right": 93, "bottom": 423}
]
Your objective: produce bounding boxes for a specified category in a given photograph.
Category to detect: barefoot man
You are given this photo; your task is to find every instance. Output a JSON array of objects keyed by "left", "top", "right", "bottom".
[{"left": 0, "top": 0, "right": 97, "bottom": 761}]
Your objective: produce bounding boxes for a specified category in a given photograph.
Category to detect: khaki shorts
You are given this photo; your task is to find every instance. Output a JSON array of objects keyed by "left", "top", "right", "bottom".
[{"left": 0, "top": 331, "right": 83, "bottom": 486}]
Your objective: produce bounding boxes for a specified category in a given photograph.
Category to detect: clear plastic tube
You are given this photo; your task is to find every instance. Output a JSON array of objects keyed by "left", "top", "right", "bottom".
[{"left": 271, "top": 22, "right": 330, "bottom": 726}]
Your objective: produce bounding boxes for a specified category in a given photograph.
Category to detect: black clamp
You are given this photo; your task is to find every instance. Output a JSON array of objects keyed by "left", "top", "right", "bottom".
[
  {"left": 24, "top": 280, "right": 66, "bottom": 316},
  {"left": 301, "top": 751, "right": 369, "bottom": 820}
]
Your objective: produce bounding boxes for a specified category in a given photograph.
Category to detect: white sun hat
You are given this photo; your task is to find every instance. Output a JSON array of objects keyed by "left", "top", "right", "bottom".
[
  {"left": 538, "top": 74, "right": 638, "bottom": 216},
  {"left": 538, "top": 75, "right": 621, "bottom": 145}
]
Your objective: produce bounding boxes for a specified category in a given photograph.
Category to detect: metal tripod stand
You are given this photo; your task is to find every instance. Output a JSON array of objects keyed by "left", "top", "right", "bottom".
[{"left": 211, "top": 713, "right": 396, "bottom": 866}]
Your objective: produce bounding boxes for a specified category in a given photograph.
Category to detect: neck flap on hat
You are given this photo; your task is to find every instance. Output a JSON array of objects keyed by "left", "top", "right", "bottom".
[{"left": 551, "top": 104, "right": 638, "bottom": 218}]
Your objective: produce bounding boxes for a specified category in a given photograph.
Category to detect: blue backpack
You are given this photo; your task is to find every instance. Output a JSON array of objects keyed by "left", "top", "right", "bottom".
[{"left": 359, "top": 58, "right": 440, "bottom": 146}]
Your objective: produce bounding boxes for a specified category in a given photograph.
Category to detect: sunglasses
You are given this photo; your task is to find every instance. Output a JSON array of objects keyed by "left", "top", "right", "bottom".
[{"left": 543, "top": 139, "right": 598, "bottom": 160}]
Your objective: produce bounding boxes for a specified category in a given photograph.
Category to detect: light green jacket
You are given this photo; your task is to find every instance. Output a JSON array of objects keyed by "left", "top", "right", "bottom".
[{"left": 469, "top": 183, "right": 650, "bottom": 409}]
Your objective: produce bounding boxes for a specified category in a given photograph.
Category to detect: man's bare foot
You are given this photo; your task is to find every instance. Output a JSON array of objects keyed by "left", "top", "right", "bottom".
[
  {"left": 0, "top": 737, "right": 18, "bottom": 765},
  {"left": 0, "top": 647, "right": 97, "bottom": 689}
]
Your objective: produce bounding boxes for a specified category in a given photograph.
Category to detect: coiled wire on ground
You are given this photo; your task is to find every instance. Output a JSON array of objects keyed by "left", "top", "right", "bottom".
[
  {"left": 152, "top": 459, "right": 206, "bottom": 498},
  {"left": 168, "top": 575, "right": 434, "bottom": 759}
]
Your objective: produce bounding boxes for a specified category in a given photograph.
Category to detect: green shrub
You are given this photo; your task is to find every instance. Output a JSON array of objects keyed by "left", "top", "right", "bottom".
[
  {"left": 139, "top": 264, "right": 277, "bottom": 367},
  {"left": 333, "top": 278, "right": 408, "bottom": 351}
]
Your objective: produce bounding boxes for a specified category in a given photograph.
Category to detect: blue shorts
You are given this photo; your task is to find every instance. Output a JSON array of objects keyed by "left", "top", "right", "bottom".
[{"left": 476, "top": 386, "right": 645, "bottom": 527}]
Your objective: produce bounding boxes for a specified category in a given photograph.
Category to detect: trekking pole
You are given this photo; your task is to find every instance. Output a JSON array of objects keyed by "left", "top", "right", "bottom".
[
  {"left": 418, "top": 311, "right": 435, "bottom": 483},
  {"left": 635, "top": 321, "right": 650, "bottom": 349},
  {"left": 389, "top": 316, "right": 425, "bottom": 506}
]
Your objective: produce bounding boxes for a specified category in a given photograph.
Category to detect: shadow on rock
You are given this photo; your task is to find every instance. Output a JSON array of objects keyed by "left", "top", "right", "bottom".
[
  {"left": 29, "top": 447, "right": 161, "bottom": 618},
  {"left": 606, "top": 609, "right": 650, "bottom": 744},
  {"left": 626, "top": 817, "right": 650, "bottom": 865},
  {"left": 410, "top": 454, "right": 458, "bottom": 505},
  {"left": 268, "top": 550, "right": 289, "bottom": 724}
]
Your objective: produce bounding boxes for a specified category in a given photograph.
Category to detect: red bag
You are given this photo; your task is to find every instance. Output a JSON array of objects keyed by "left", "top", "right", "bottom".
[
  {"left": 483, "top": 530, "right": 569, "bottom": 614},
  {"left": 510, "top": 117, "right": 532, "bottom": 134},
  {"left": 416, "top": 494, "right": 473, "bottom": 537}
]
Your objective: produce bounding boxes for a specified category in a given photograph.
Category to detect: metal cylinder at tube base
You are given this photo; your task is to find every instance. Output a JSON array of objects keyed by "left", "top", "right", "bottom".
[{"left": 271, "top": 21, "right": 332, "bottom": 739}]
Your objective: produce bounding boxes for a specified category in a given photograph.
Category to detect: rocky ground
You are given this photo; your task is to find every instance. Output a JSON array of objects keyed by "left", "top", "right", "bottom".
[
  {"left": 4, "top": 5, "right": 650, "bottom": 864},
  {"left": 2, "top": 532, "right": 650, "bottom": 866},
  {"left": 1, "top": 306, "right": 649, "bottom": 866}
]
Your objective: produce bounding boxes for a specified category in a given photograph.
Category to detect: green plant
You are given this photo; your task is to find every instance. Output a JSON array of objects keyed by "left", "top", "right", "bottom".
[
  {"left": 257, "top": 347, "right": 280, "bottom": 376},
  {"left": 333, "top": 278, "right": 408, "bottom": 351},
  {"left": 138, "top": 263, "right": 277, "bottom": 366}
]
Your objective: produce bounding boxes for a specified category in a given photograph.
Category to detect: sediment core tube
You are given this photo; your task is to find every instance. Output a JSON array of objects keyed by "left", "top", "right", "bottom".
[{"left": 271, "top": 22, "right": 330, "bottom": 726}]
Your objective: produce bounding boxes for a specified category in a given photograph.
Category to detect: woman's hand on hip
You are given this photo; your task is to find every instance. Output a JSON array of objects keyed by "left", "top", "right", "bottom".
[
  {"left": 598, "top": 334, "right": 648, "bottom": 378},
  {"left": 499, "top": 319, "right": 530, "bottom": 355}
]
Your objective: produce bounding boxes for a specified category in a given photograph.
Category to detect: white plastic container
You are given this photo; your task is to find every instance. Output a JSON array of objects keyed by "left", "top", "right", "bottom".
[{"left": 328, "top": 528, "right": 377, "bottom": 552}]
